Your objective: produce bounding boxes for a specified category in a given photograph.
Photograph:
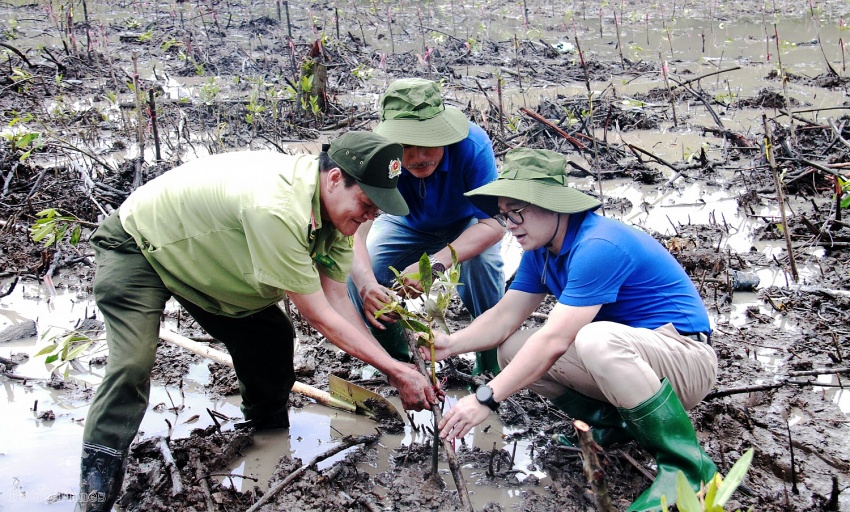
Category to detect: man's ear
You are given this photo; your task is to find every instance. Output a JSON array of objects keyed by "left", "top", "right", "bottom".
[{"left": 326, "top": 167, "right": 343, "bottom": 189}]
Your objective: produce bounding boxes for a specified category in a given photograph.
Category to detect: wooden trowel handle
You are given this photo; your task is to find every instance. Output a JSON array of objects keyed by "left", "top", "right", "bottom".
[{"left": 158, "top": 329, "right": 356, "bottom": 413}]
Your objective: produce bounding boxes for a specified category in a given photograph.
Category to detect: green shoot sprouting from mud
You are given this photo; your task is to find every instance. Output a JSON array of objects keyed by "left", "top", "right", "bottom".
[{"left": 374, "top": 246, "right": 461, "bottom": 385}]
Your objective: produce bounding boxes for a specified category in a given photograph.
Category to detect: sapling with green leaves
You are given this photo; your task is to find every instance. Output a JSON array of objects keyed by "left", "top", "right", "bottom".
[
  {"left": 661, "top": 448, "right": 754, "bottom": 512},
  {"left": 30, "top": 208, "right": 96, "bottom": 248},
  {"left": 374, "top": 246, "right": 475, "bottom": 512},
  {"left": 34, "top": 329, "right": 101, "bottom": 379},
  {"left": 374, "top": 246, "right": 461, "bottom": 385}
]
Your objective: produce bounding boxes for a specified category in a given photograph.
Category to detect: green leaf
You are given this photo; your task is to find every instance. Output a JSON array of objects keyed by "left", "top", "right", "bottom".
[
  {"left": 424, "top": 298, "right": 450, "bottom": 334},
  {"left": 401, "top": 318, "right": 430, "bottom": 333},
  {"left": 34, "top": 343, "right": 58, "bottom": 357},
  {"left": 70, "top": 225, "right": 81, "bottom": 245},
  {"left": 15, "top": 132, "right": 39, "bottom": 148},
  {"left": 715, "top": 448, "right": 754, "bottom": 506},
  {"left": 418, "top": 253, "right": 433, "bottom": 296},
  {"left": 65, "top": 342, "right": 93, "bottom": 361},
  {"left": 45, "top": 354, "right": 59, "bottom": 364},
  {"left": 674, "top": 470, "right": 702, "bottom": 512}
]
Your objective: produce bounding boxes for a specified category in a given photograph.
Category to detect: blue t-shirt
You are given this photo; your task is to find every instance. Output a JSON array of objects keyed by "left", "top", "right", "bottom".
[
  {"left": 394, "top": 122, "right": 497, "bottom": 232},
  {"left": 510, "top": 212, "right": 710, "bottom": 334}
]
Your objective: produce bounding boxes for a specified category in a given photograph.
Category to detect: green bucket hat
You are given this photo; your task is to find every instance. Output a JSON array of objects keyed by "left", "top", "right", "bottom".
[
  {"left": 373, "top": 78, "right": 470, "bottom": 147},
  {"left": 464, "top": 148, "right": 601, "bottom": 217},
  {"left": 327, "top": 131, "right": 409, "bottom": 216}
]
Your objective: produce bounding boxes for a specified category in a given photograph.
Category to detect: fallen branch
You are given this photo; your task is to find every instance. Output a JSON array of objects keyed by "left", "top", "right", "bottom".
[
  {"left": 189, "top": 449, "right": 215, "bottom": 512},
  {"left": 575, "top": 420, "right": 615, "bottom": 512},
  {"left": 0, "top": 42, "right": 34, "bottom": 68},
  {"left": 519, "top": 106, "right": 588, "bottom": 151},
  {"left": 245, "top": 433, "right": 379, "bottom": 512},
  {"left": 157, "top": 437, "right": 184, "bottom": 496},
  {"left": 668, "top": 66, "right": 741, "bottom": 90},
  {"left": 704, "top": 382, "right": 786, "bottom": 400},
  {"left": 704, "top": 374, "right": 848, "bottom": 400}
]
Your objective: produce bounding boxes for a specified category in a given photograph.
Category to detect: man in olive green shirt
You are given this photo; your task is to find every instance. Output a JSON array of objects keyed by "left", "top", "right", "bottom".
[{"left": 77, "top": 132, "right": 439, "bottom": 512}]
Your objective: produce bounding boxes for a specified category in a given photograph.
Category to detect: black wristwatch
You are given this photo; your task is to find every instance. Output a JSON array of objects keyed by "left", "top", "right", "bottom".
[{"left": 475, "top": 385, "right": 500, "bottom": 411}]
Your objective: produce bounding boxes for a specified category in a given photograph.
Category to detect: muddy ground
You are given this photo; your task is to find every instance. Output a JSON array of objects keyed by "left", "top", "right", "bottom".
[{"left": 2, "top": 0, "right": 850, "bottom": 510}]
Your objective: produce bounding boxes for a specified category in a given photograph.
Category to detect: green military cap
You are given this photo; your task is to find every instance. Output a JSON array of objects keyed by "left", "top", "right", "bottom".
[
  {"left": 464, "top": 148, "right": 601, "bottom": 217},
  {"left": 373, "top": 78, "right": 470, "bottom": 147},
  {"left": 328, "top": 131, "right": 409, "bottom": 216}
]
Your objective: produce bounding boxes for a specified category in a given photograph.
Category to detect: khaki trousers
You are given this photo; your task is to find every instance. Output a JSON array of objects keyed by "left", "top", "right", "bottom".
[{"left": 497, "top": 321, "right": 717, "bottom": 409}]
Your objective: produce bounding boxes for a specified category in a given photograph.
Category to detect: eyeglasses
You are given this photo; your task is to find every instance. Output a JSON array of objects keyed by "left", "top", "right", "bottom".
[{"left": 494, "top": 205, "right": 529, "bottom": 227}]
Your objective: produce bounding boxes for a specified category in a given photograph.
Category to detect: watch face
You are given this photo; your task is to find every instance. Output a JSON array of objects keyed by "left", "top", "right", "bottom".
[{"left": 476, "top": 385, "right": 492, "bottom": 403}]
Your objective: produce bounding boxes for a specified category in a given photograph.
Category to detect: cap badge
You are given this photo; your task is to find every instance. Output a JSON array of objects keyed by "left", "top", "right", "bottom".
[{"left": 388, "top": 158, "right": 402, "bottom": 179}]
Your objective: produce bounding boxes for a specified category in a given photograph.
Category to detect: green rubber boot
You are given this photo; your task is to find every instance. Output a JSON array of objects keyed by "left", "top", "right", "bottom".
[
  {"left": 550, "top": 388, "right": 633, "bottom": 447},
  {"left": 472, "top": 348, "right": 501, "bottom": 376},
  {"left": 370, "top": 321, "right": 410, "bottom": 362},
  {"left": 619, "top": 379, "right": 718, "bottom": 512}
]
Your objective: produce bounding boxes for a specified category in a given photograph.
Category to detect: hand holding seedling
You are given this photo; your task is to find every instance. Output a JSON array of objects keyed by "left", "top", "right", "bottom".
[
  {"left": 388, "top": 363, "right": 442, "bottom": 410},
  {"left": 438, "top": 394, "right": 491, "bottom": 442},
  {"left": 358, "top": 280, "right": 401, "bottom": 328},
  {"left": 396, "top": 256, "right": 446, "bottom": 299}
]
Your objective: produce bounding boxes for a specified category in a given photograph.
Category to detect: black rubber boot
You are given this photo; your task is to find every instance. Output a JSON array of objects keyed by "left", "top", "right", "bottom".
[
  {"left": 550, "top": 387, "right": 633, "bottom": 447},
  {"left": 235, "top": 407, "right": 290, "bottom": 431},
  {"left": 76, "top": 443, "right": 128, "bottom": 512}
]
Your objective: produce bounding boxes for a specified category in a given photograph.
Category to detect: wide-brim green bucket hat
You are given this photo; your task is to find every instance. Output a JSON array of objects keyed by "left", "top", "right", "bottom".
[
  {"left": 373, "top": 78, "right": 470, "bottom": 147},
  {"left": 464, "top": 148, "right": 601, "bottom": 217}
]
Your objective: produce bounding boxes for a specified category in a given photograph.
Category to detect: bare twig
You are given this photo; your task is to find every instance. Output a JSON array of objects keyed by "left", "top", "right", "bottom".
[
  {"left": 408, "top": 335, "right": 475, "bottom": 512},
  {"left": 245, "top": 434, "right": 380, "bottom": 512},
  {"left": 763, "top": 114, "right": 799, "bottom": 282}
]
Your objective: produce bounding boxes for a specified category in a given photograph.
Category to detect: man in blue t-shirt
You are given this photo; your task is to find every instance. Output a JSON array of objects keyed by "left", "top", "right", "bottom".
[
  {"left": 429, "top": 148, "right": 719, "bottom": 512},
  {"left": 348, "top": 78, "right": 504, "bottom": 375}
]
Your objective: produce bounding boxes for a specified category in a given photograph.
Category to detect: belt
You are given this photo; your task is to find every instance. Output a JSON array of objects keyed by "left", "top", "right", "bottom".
[{"left": 678, "top": 331, "right": 711, "bottom": 345}]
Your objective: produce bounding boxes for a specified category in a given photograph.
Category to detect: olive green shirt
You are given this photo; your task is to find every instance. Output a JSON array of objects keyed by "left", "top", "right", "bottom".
[{"left": 119, "top": 151, "right": 352, "bottom": 317}]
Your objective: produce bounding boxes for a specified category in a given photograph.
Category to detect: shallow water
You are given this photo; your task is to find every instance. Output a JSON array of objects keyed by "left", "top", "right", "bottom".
[{"left": 2, "top": 0, "right": 850, "bottom": 509}]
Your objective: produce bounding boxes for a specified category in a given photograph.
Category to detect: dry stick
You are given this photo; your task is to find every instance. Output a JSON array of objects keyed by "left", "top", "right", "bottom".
[
  {"left": 189, "top": 449, "right": 216, "bottom": 512},
  {"left": 660, "top": 54, "right": 678, "bottom": 127},
  {"left": 827, "top": 118, "right": 850, "bottom": 150},
  {"left": 245, "top": 434, "right": 379, "bottom": 512},
  {"left": 613, "top": 11, "right": 625, "bottom": 69},
  {"left": 785, "top": 420, "right": 800, "bottom": 494},
  {"left": 669, "top": 65, "right": 741, "bottom": 90},
  {"left": 774, "top": 24, "right": 796, "bottom": 145},
  {"left": 0, "top": 42, "right": 34, "bottom": 68},
  {"left": 407, "top": 337, "right": 475, "bottom": 512},
  {"left": 762, "top": 114, "right": 799, "bottom": 282},
  {"left": 573, "top": 35, "right": 604, "bottom": 214},
  {"left": 131, "top": 52, "right": 144, "bottom": 191},
  {"left": 663, "top": 21, "right": 674, "bottom": 60},
  {"left": 668, "top": 77, "right": 724, "bottom": 128},
  {"left": 496, "top": 75, "right": 506, "bottom": 143},
  {"left": 388, "top": 7, "right": 396, "bottom": 55},
  {"left": 575, "top": 421, "right": 616, "bottom": 512},
  {"left": 626, "top": 143, "right": 680, "bottom": 174},
  {"left": 513, "top": 34, "right": 523, "bottom": 95},
  {"left": 158, "top": 437, "right": 184, "bottom": 496},
  {"left": 518, "top": 107, "right": 587, "bottom": 151},
  {"left": 334, "top": 6, "right": 340, "bottom": 40},
  {"left": 148, "top": 90, "right": 161, "bottom": 162},
  {"left": 788, "top": 367, "right": 850, "bottom": 377}
]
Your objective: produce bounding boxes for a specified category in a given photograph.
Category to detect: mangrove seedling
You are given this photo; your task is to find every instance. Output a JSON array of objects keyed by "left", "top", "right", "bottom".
[{"left": 374, "top": 246, "right": 461, "bottom": 385}]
